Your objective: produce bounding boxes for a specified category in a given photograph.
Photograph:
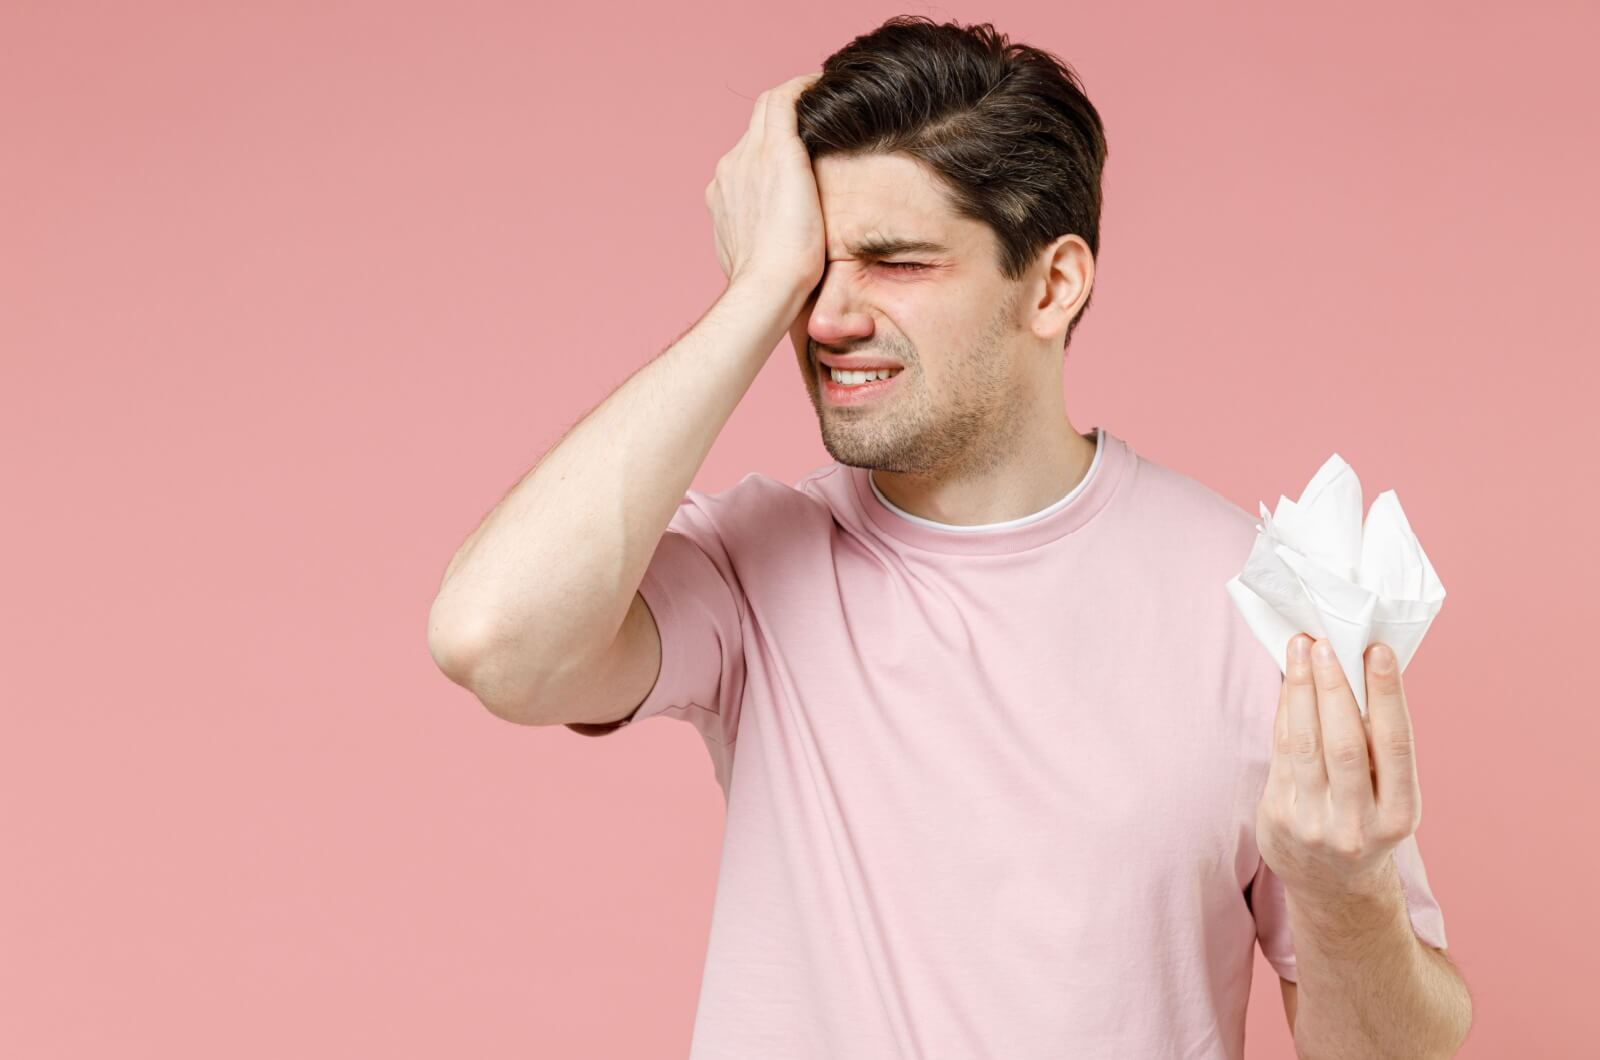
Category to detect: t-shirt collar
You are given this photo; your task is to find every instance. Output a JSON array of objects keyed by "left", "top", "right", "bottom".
[{"left": 846, "top": 426, "right": 1129, "bottom": 555}]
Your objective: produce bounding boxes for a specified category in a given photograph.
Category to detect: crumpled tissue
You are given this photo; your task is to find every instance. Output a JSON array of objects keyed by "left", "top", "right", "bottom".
[{"left": 1224, "top": 451, "right": 1445, "bottom": 716}]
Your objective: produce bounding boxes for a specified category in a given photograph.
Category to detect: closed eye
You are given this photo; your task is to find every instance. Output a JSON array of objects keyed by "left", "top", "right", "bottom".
[{"left": 878, "top": 261, "right": 928, "bottom": 272}]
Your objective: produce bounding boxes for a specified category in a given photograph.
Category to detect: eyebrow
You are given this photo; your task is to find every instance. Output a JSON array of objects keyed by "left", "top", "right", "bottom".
[{"left": 839, "top": 236, "right": 952, "bottom": 258}]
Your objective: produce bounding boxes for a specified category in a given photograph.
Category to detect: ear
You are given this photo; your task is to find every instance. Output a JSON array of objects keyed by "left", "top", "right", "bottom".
[{"left": 1028, "top": 233, "right": 1095, "bottom": 344}]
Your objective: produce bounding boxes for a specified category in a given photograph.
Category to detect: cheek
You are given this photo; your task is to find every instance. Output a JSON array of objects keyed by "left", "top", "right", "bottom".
[{"left": 790, "top": 324, "right": 812, "bottom": 367}]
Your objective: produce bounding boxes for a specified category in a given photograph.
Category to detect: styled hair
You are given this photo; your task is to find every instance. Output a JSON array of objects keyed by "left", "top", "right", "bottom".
[{"left": 797, "top": 16, "right": 1109, "bottom": 345}]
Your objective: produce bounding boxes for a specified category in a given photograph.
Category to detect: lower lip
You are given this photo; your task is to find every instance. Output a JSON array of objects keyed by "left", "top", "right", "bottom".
[{"left": 818, "top": 363, "right": 906, "bottom": 406}]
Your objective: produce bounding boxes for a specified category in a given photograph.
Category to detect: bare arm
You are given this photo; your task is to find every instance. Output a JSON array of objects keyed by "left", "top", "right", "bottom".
[
  {"left": 429, "top": 279, "right": 802, "bottom": 721},
  {"left": 1287, "top": 861, "right": 1472, "bottom": 1058},
  {"left": 427, "top": 73, "right": 824, "bottom": 725}
]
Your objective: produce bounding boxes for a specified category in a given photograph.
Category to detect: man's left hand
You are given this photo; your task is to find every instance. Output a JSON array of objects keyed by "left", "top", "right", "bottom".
[{"left": 1256, "top": 633, "right": 1422, "bottom": 901}]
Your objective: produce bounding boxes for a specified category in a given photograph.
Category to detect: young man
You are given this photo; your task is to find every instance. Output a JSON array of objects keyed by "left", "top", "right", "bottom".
[{"left": 428, "top": 17, "right": 1469, "bottom": 1059}]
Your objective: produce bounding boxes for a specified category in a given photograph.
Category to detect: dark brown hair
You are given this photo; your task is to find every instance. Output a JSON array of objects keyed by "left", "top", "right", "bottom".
[{"left": 797, "top": 16, "right": 1109, "bottom": 346}]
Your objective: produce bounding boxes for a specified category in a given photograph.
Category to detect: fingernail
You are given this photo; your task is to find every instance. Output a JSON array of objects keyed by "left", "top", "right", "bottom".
[
  {"left": 1313, "top": 639, "right": 1334, "bottom": 666},
  {"left": 1291, "top": 636, "right": 1309, "bottom": 665},
  {"left": 1371, "top": 643, "right": 1395, "bottom": 673}
]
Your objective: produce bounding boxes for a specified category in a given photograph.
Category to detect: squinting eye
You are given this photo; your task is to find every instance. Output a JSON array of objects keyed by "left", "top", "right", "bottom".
[{"left": 879, "top": 262, "right": 928, "bottom": 272}]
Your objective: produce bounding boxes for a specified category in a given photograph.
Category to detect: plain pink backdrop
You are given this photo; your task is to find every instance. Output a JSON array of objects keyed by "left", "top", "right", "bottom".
[{"left": 4, "top": 2, "right": 1594, "bottom": 1056}]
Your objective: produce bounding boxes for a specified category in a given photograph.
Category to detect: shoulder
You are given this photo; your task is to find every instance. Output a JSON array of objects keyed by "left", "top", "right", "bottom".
[
  {"left": 1120, "top": 446, "right": 1262, "bottom": 572},
  {"left": 676, "top": 465, "right": 843, "bottom": 542},
  {"left": 1122, "top": 445, "right": 1286, "bottom": 723}
]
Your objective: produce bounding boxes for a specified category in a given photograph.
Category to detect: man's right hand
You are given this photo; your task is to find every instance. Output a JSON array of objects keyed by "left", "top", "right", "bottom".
[{"left": 704, "top": 72, "right": 826, "bottom": 303}]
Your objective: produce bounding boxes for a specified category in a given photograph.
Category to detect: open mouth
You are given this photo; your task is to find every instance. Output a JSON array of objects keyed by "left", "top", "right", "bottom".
[
  {"left": 818, "top": 362, "right": 905, "bottom": 404},
  {"left": 825, "top": 365, "right": 902, "bottom": 385}
]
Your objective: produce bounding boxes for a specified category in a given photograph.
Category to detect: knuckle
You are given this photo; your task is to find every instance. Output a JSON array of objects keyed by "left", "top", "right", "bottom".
[
  {"left": 1330, "top": 827, "right": 1367, "bottom": 859},
  {"left": 1315, "top": 668, "right": 1345, "bottom": 694},
  {"left": 1328, "top": 739, "right": 1366, "bottom": 767},
  {"left": 1382, "top": 729, "right": 1417, "bottom": 759},
  {"left": 1381, "top": 810, "right": 1415, "bottom": 843},
  {"left": 1379, "top": 815, "right": 1412, "bottom": 844},
  {"left": 1289, "top": 729, "right": 1321, "bottom": 759}
]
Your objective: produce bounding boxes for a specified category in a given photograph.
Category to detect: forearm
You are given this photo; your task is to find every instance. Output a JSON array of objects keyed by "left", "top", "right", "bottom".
[
  {"left": 1288, "top": 858, "right": 1471, "bottom": 1059},
  {"left": 428, "top": 276, "right": 806, "bottom": 716}
]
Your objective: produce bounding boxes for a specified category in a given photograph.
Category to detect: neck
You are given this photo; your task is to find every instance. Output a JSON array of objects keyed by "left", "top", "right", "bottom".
[{"left": 870, "top": 411, "right": 1096, "bottom": 527}]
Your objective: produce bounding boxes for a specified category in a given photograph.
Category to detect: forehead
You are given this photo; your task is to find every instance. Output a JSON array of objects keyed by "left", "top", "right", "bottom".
[{"left": 813, "top": 152, "right": 983, "bottom": 258}]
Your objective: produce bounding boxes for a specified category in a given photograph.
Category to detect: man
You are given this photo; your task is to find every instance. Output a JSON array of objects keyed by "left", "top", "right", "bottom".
[{"left": 428, "top": 16, "right": 1472, "bottom": 1059}]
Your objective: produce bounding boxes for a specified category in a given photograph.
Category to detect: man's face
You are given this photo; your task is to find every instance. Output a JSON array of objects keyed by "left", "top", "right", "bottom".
[{"left": 788, "top": 151, "right": 1034, "bottom": 475}]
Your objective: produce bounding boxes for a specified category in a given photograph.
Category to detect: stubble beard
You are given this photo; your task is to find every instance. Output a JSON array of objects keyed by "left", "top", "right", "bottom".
[{"left": 805, "top": 302, "right": 1024, "bottom": 477}]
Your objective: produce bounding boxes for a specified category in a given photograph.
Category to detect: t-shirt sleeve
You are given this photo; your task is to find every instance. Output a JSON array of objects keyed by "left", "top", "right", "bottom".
[
  {"left": 562, "top": 491, "right": 747, "bottom": 782},
  {"left": 1249, "top": 831, "right": 1450, "bottom": 983}
]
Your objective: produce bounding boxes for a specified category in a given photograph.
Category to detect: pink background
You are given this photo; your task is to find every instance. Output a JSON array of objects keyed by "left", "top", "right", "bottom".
[{"left": 4, "top": 2, "right": 1594, "bottom": 1056}]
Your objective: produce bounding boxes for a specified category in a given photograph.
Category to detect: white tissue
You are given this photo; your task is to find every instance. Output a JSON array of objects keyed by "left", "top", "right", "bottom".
[{"left": 1224, "top": 451, "right": 1445, "bottom": 716}]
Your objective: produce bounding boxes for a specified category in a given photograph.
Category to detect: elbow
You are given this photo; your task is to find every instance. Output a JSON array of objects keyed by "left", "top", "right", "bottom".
[
  {"left": 427, "top": 601, "right": 488, "bottom": 687},
  {"left": 426, "top": 609, "right": 545, "bottom": 725}
]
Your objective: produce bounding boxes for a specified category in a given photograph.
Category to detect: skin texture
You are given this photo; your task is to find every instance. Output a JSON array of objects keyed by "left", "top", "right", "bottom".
[
  {"left": 785, "top": 151, "right": 1099, "bottom": 526},
  {"left": 1265, "top": 634, "right": 1473, "bottom": 1055}
]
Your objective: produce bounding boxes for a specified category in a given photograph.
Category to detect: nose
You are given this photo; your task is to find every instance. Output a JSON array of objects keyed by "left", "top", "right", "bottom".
[{"left": 806, "top": 262, "right": 875, "bottom": 352}]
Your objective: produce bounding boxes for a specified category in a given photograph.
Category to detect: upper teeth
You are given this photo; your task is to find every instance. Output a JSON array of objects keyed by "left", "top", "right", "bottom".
[{"left": 829, "top": 367, "right": 898, "bottom": 385}]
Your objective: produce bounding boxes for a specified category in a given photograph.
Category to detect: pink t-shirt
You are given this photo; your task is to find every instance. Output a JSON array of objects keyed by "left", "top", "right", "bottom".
[{"left": 568, "top": 425, "right": 1448, "bottom": 1059}]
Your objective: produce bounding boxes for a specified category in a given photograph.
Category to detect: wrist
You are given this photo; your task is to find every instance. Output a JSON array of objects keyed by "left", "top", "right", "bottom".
[
  {"left": 1286, "top": 857, "right": 1409, "bottom": 955},
  {"left": 727, "top": 269, "right": 814, "bottom": 313}
]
